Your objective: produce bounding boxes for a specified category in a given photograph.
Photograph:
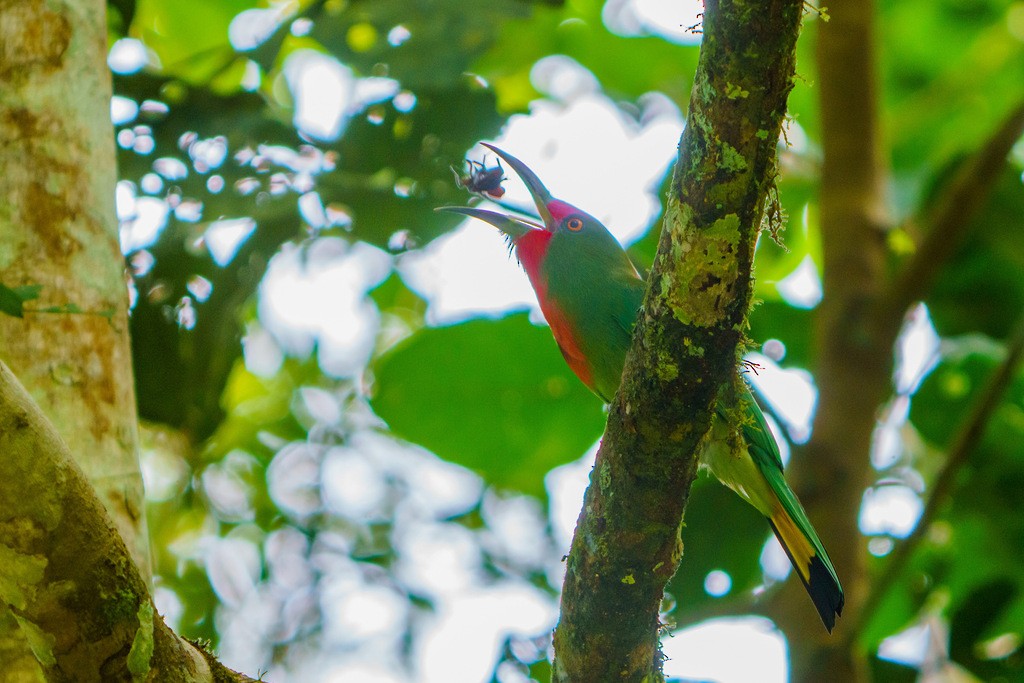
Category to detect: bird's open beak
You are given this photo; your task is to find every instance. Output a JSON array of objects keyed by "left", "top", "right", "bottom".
[
  {"left": 480, "top": 143, "right": 555, "bottom": 228},
  {"left": 434, "top": 206, "right": 536, "bottom": 240},
  {"left": 436, "top": 144, "right": 557, "bottom": 240}
]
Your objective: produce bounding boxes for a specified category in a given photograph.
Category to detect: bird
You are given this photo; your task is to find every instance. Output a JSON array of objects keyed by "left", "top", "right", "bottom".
[{"left": 437, "top": 143, "right": 844, "bottom": 632}]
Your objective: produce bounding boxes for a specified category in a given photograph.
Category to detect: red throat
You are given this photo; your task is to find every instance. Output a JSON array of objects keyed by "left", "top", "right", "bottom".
[
  {"left": 513, "top": 230, "right": 594, "bottom": 389},
  {"left": 514, "top": 229, "right": 552, "bottom": 287}
]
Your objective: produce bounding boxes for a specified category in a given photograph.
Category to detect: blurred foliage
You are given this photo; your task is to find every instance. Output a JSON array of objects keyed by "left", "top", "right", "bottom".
[
  {"left": 668, "top": 476, "right": 768, "bottom": 619},
  {"left": 926, "top": 168, "right": 1024, "bottom": 340},
  {"left": 371, "top": 313, "right": 604, "bottom": 498},
  {"left": 108, "top": 0, "right": 1024, "bottom": 679}
]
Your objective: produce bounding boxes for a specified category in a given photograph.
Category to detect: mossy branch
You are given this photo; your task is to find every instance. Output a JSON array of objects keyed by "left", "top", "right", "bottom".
[
  {"left": 550, "top": 1, "right": 806, "bottom": 680},
  {"left": 0, "top": 360, "right": 257, "bottom": 682}
]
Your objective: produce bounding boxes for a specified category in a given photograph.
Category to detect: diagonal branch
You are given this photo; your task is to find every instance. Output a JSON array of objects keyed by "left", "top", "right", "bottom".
[
  {"left": 887, "top": 101, "right": 1024, "bottom": 317},
  {"left": 671, "top": 590, "right": 768, "bottom": 630},
  {"left": 0, "top": 360, "right": 257, "bottom": 682},
  {"left": 550, "top": 1, "right": 806, "bottom": 680},
  {"left": 848, "top": 309, "right": 1024, "bottom": 640}
]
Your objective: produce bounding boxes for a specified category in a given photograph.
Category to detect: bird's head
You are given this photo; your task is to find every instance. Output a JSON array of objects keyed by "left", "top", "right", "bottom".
[{"left": 437, "top": 143, "right": 607, "bottom": 244}]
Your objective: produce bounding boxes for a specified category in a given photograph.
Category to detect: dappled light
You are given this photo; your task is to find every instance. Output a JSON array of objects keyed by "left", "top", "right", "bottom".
[
  {"left": 1, "top": 0, "right": 1020, "bottom": 680},
  {"left": 98, "top": 0, "right": 1024, "bottom": 672},
  {"left": 103, "top": 0, "right": 1023, "bottom": 674}
]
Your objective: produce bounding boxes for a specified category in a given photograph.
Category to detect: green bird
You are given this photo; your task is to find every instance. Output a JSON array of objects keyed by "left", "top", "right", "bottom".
[{"left": 439, "top": 144, "right": 844, "bottom": 632}]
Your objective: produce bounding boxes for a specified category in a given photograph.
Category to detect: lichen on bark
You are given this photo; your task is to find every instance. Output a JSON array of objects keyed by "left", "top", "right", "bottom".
[
  {"left": 657, "top": 203, "right": 742, "bottom": 328},
  {"left": 551, "top": 1, "right": 806, "bottom": 681}
]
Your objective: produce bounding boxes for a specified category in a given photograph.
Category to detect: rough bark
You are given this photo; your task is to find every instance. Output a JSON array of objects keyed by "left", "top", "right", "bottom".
[
  {"left": 0, "top": 0, "right": 149, "bottom": 677},
  {"left": 0, "top": 0, "right": 148, "bottom": 570},
  {"left": 0, "top": 1, "right": 263, "bottom": 679},
  {"left": 0, "top": 361, "right": 259, "bottom": 682},
  {"left": 550, "top": 1, "right": 805, "bottom": 680}
]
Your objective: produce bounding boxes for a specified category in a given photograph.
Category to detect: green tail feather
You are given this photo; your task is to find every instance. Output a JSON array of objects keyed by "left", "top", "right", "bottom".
[
  {"left": 759, "top": 455, "right": 844, "bottom": 632},
  {"left": 736, "top": 387, "right": 843, "bottom": 631}
]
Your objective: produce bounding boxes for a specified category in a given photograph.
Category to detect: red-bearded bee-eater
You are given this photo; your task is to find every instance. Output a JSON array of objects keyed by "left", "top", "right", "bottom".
[{"left": 438, "top": 143, "right": 844, "bottom": 632}]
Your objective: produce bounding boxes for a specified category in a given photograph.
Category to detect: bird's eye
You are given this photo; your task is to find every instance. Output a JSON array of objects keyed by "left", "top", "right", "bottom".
[{"left": 566, "top": 217, "right": 584, "bottom": 232}]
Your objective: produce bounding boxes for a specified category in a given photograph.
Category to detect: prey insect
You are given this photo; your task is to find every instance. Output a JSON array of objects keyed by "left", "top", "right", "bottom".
[{"left": 452, "top": 156, "right": 506, "bottom": 199}]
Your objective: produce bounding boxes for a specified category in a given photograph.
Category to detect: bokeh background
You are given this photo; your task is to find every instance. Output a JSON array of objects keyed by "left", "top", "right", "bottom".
[{"left": 106, "top": 0, "right": 1024, "bottom": 680}]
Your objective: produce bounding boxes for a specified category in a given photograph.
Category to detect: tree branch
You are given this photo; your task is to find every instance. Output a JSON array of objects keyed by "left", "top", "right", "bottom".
[
  {"left": 887, "top": 101, "right": 1024, "bottom": 317},
  {"left": 671, "top": 591, "right": 768, "bottom": 630},
  {"left": 0, "top": 360, "right": 256, "bottom": 682},
  {"left": 550, "top": 1, "right": 805, "bottom": 680},
  {"left": 848, "top": 309, "right": 1024, "bottom": 640}
]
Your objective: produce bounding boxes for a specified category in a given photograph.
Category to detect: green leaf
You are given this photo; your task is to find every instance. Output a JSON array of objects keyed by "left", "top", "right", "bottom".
[
  {"left": 884, "top": 0, "right": 1024, "bottom": 186},
  {"left": 474, "top": 1, "right": 700, "bottom": 109},
  {"left": 0, "top": 283, "right": 41, "bottom": 318},
  {"left": 668, "top": 474, "right": 768, "bottom": 621},
  {"left": 949, "top": 579, "right": 1022, "bottom": 680},
  {"left": 206, "top": 358, "right": 314, "bottom": 464},
  {"left": 370, "top": 313, "right": 605, "bottom": 497},
  {"left": 132, "top": 0, "right": 255, "bottom": 85},
  {"left": 370, "top": 271, "right": 427, "bottom": 327},
  {"left": 859, "top": 553, "right": 927, "bottom": 648},
  {"left": 309, "top": 0, "right": 531, "bottom": 89},
  {"left": 863, "top": 339, "right": 1024, "bottom": 652},
  {"left": 926, "top": 168, "right": 1024, "bottom": 341},
  {"left": 324, "top": 84, "right": 507, "bottom": 248},
  {"left": 909, "top": 334, "right": 1023, "bottom": 448},
  {"left": 529, "top": 658, "right": 553, "bottom": 682},
  {"left": 868, "top": 655, "right": 918, "bottom": 683},
  {"left": 752, "top": 174, "right": 821, "bottom": 294}
]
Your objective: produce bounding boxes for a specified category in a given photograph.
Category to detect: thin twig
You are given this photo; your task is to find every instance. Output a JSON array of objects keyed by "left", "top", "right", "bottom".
[
  {"left": 669, "top": 588, "right": 773, "bottom": 630},
  {"left": 849, "top": 309, "right": 1024, "bottom": 640},
  {"left": 888, "top": 101, "right": 1024, "bottom": 316}
]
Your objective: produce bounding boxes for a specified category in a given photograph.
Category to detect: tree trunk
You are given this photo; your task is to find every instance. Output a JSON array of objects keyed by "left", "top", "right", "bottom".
[
  {"left": 0, "top": 0, "right": 149, "bottom": 573},
  {"left": 551, "top": 1, "right": 806, "bottom": 679},
  {"left": 0, "top": 1, "right": 258, "bottom": 680},
  {"left": 0, "top": 0, "right": 149, "bottom": 678}
]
